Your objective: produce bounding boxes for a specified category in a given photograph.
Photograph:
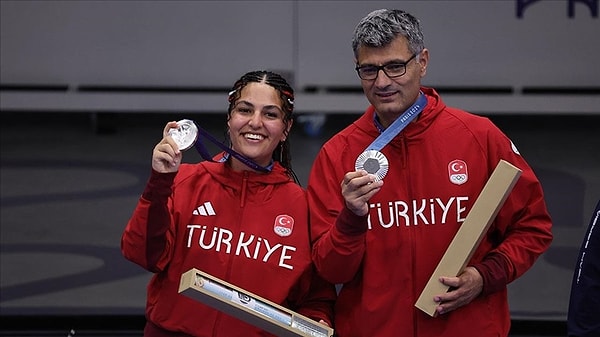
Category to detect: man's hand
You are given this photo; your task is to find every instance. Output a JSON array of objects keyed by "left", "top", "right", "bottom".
[
  {"left": 341, "top": 170, "right": 383, "bottom": 216},
  {"left": 433, "top": 266, "right": 483, "bottom": 315}
]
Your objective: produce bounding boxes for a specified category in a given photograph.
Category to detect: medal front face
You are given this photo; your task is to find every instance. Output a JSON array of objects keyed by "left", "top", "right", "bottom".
[
  {"left": 168, "top": 119, "right": 198, "bottom": 151},
  {"left": 355, "top": 149, "right": 389, "bottom": 181}
]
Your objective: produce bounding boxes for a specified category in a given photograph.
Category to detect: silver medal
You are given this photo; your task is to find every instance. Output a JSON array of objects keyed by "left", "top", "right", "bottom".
[
  {"left": 355, "top": 149, "right": 389, "bottom": 182},
  {"left": 168, "top": 119, "right": 198, "bottom": 151}
]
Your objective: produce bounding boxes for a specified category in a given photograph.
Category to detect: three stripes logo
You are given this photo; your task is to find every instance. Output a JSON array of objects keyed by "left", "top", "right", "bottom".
[{"left": 193, "top": 202, "right": 216, "bottom": 216}]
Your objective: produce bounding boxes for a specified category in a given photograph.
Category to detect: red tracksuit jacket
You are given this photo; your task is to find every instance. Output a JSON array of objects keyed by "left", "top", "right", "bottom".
[
  {"left": 308, "top": 87, "right": 553, "bottom": 337},
  {"left": 122, "top": 161, "right": 335, "bottom": 336}
]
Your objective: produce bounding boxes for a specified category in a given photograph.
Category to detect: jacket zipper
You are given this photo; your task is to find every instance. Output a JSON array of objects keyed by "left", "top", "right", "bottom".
[
  {"left": 240, "top": 171, "right": 248, "bottom": 208},
  {"left": 216, "top": 171, "right": 249, "bottom": 335},
  {"left": 403, "top": 137, "right": 418, "bottom": 335}
]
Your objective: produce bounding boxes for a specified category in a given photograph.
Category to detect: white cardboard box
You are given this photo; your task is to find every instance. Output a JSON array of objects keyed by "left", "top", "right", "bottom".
[
  {"left": 179, "top": 268, "right": 334, "bottom": 337},
  {"left": 415, "top": 159, "right": 522, "bottom": 316}
]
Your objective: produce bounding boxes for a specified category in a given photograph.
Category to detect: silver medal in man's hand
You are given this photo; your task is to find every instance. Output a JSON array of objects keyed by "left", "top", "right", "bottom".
[
  {"left": 168, "top": 119, "right": 198, "bottom": 151},
  {"left": 355, "top": 149, "right": 389, "bottom": 182}
]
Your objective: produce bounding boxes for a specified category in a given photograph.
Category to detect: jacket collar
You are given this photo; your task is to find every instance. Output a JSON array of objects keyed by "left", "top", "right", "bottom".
[{"left": 354, "top": 86, "right": 445, "bottom": 141}]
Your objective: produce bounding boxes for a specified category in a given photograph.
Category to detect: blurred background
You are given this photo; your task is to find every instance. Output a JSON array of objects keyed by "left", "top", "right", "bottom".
[{"left": 1, "top": 1, "right": 598, "bottom": 336}]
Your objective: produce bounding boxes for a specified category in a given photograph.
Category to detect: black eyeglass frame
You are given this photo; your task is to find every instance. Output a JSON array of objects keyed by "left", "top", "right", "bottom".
[{"left": 355, "top": 53, "right": 419, "bottom": 80}]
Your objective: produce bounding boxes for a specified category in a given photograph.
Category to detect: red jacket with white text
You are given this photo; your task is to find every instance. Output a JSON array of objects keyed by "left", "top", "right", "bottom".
[
  {"left": 308, "top": 87, "right": 553, "bottom": 337},
  {"left": 122, "top": 161, "right": 335, "bottom": 336}
]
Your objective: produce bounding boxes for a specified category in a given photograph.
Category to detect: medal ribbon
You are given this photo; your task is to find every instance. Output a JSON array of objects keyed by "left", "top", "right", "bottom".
[
  {"left": 366, "top": 92, "right": 427, "bottom": 151},
  {"left": 192, "top": 125, "right": 271, "bottom": 172}
]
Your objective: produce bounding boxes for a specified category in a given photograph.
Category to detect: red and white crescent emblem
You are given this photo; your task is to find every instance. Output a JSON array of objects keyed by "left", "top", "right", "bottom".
[
  {"left": 448, "top": 159, "right": 468, "bottom": 185},
  {"left": 274, "top": 215, "right": 294, "bottom": 237}
]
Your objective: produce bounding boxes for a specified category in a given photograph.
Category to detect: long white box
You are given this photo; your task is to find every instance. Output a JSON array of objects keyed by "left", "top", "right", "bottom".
[
  {"left": 415, "top": 159, "right": 522, "bottom": 316},
  {"left": 179, "top": 268, "right": 334, "bottom": 337}
]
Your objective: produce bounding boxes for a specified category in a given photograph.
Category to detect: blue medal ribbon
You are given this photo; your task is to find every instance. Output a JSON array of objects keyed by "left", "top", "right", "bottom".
[{"left": 366, "top": 92, "right": 427, "bottom": 151}]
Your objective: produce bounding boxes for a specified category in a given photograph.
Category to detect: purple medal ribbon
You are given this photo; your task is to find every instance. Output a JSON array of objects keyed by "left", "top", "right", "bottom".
[{"left": 192, "top": 124, "right": 271, "bottom": 173}]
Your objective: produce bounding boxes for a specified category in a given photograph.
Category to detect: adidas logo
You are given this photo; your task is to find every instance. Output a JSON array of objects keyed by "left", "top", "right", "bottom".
[{"left": 193, "top": 202, "right": 216, "bottom": 216}]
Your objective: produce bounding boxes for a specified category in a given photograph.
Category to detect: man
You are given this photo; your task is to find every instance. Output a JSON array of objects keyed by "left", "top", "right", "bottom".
[
  {"left": 568, "top": 200, "right": 600, "bottom": 337},
  {"left": 307, "top": 9, "right": 553, "bottom": 337}
]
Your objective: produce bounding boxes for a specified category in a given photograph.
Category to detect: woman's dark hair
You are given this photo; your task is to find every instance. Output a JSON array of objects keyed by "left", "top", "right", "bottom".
[{"left": 227, "top": 70, "right": 299, "bottom": 184}]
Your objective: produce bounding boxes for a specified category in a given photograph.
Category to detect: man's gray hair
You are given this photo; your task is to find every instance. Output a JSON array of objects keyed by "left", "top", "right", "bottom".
[{"left": 352, "top": 9, "right": 424, "bottom": 58}]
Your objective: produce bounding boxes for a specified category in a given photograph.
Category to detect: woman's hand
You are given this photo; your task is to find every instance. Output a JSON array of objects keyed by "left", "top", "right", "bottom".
[{"left": 152, "top": 121, "right": 183, "bottom": 173}]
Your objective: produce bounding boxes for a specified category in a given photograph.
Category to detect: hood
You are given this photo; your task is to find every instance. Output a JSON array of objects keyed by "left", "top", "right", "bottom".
[
  {"left": 192, "top": 159, "right": 294, "bottom": 191},
  {"left": 353, "top": 86, "right": 446, "bottom": 142},
  {"left": 176, "top": 160, "right": 296, "bottom": 207}
]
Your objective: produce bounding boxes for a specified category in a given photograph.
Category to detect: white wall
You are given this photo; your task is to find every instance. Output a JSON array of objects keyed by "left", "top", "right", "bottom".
[
  {"left": 297, "top": 0, "right": 600, "bottom": 88},
  {"left": 1, "top": 0, "right": 598, "bottom": 114},
  {"left": 0, "top": 0, "right": 295, "bottom": 86}
]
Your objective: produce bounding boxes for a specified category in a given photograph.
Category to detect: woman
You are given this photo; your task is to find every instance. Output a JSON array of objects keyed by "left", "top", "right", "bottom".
[{"left": 121, "top": 70, "right": 335, "bottom": 336}]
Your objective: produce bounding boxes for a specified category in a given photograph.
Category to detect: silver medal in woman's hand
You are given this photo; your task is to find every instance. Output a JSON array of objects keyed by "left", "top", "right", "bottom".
[
  {"left": 355, "top": 149, "right": 389, "bottom": 182},
  {"left": 168, "top": 119, "right": 198, "bottom": 151}
]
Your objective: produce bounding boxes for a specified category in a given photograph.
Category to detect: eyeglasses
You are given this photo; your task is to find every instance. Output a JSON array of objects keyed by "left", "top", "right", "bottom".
[{"left": 355, "top": 53, "right": 418, "bottom": 80}]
